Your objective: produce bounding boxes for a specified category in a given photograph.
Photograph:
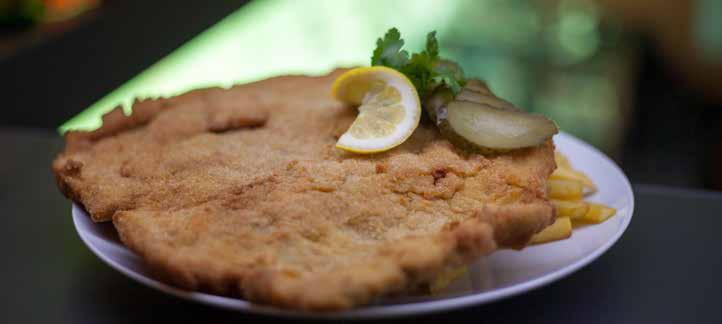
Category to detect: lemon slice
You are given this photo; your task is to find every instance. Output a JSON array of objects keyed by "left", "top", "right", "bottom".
[{"left": 332, "top": 66, "right": 421, "bottom": 153}]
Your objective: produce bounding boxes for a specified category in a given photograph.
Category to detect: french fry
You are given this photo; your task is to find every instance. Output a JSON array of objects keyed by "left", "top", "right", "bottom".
[
  {"left": 578, "top": 202, "right": 616, "bottom": 224},
  {"left": 530, "top": 217, "right": 572, "bottom": 244},
  {"left": 554, "top": 151, "right": 572, "bottom": 168},
  {"left": 552, "top": 199, "right": 589, "bottom": 220},
  {"left": 430, "top": 266, "right": 469, "bottom": 293},
  {"left": 536, "top": 151, "right": 617, "bottom": 245},
  {"left": 550, "top": 167, "right": 597, "bottom": 193},
  {"left": 548, "top": 179, "right": 584, "bottom": 200}
]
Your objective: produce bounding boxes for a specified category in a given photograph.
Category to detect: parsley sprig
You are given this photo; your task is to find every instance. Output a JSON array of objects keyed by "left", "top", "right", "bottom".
[{"left": 371, "top": 28, "right": 465, "bottom": 98}]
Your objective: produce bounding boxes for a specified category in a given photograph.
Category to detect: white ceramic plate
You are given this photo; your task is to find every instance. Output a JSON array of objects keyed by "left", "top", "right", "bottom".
[{"left": 72, "top": 131, "right": 634, "bottom": 319}]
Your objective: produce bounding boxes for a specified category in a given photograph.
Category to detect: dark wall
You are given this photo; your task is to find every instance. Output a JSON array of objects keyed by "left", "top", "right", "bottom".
[
  {"left": 1, "top": 0, "right": 247, "bottom": 129},
  {"left": 621, "top": 40, "right": 722, "bottom": 190}
]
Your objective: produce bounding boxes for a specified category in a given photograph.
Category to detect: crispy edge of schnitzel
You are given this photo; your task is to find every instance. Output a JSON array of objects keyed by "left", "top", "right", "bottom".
[
  {"left": 52, "top": 83, "right": 270, "bottom": 222},
  {"left": 52, "top": 72, "right": 556, "bottom": 311},
  {"left": 113, "top": 210, "right": 501, "bottom": 310}
]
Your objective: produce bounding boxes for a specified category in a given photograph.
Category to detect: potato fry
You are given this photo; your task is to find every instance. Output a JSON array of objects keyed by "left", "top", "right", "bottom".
[
  {"left": 552, "top": 199, "right": 590, "bottom": 219},
  {"left": 539, "top": 151, "right": 616, "bottom": 244},
  {"left": 430, "top": 266, "right": 468, "bottom": 293},
  {"left": 530, "top": 217, "right": 572, "bottom": 244},
  {"left": 548, "top": 179, "right": 584, "bottom": 200},
  {"left": 550, "top": 167, "right": 597, "bottom": 193},
  {"left": 554, "top": 151, "right": 572, "bottom": 168},
  {"left": 578, "top": 202, "right": 616, "bottom": 223}
]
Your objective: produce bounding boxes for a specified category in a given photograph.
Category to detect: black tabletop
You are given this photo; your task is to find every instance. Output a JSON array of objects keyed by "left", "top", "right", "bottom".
[{"left": 2, "top": 127, "right": 721, "bottom": 324}]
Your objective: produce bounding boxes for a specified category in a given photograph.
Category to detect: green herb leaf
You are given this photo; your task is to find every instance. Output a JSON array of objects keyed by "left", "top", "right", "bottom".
[
  {"left": 371, "top": 28, "right": 409, "bottom": 69},
  {"left": 432, "top": 59, "right": 465, "bottom": 94},
  {"left": 425, "top": 31, "right": 439, "bottom": 59},
  {"left": 371, "top": 28, "right": 465, "bottom": 98},
  {"left": 402, "top": 52, "right": 433, "bottom": 96}
]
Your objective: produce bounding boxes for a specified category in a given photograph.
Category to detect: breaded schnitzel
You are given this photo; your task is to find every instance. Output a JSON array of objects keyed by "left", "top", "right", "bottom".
[{"left": 53, "top": 69, "right": 556, "bottom": 311}]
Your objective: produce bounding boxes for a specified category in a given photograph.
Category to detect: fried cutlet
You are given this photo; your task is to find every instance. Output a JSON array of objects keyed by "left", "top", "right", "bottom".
[{"left": 52, "top": 69, "right": 556, "bottom": 311}]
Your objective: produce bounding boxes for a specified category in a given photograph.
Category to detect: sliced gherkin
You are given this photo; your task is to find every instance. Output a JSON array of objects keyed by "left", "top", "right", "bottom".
[
  {"left": 463, "top": 79, "right": 491, "bottom": 95},
  {"left": 423, "top": 86, "right": 453, "bottom": 124},
  {"left": 424, "top": 79, "right": 557, "bottom": 153},
  {"left": 444, "top": 101, "right": 557, "bottom": 150},
  {"left": 455, "top": 88, "right": 518, "bottom": 111}
]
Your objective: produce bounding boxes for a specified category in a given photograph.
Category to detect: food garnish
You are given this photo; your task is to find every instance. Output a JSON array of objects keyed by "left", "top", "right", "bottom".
[
  {"left": 425, "top": 80, "right": 558, "bottom": 154},
  {"left": 333, "top": 27, "right": 558, "bottom": 154},
  {"left": 371, "top": 28, "right": 465, "bottom": 98},
  {"left": 331, "top": 66, "right": 421, "bottom": 153}
]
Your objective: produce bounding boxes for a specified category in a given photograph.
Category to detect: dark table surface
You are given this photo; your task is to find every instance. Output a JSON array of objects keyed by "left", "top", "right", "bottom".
[{"left": 2, "top": 127, "right": 722, "bottom": 324}]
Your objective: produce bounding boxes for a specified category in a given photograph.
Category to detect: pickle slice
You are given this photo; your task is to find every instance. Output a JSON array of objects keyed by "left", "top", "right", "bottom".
[
  {"left": 424, "top": 80, "right": 557, "bottom": 153},
  {"left": 463, "top": 79, "right": 492, "bottom": 95},
  {"left": 443, "top": 101, "right": 557, "bottom": 151},
  {"left": 456, "top": 79, "right": 518, "bottom": 111},
  {"left": 455, "top": 88, "right": 518, "bottom": 111}
]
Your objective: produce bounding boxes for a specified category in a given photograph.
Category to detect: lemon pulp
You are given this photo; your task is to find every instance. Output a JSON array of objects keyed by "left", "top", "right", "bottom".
[{"left": 331, "top": 67, "right": 421, "bottom": 153}]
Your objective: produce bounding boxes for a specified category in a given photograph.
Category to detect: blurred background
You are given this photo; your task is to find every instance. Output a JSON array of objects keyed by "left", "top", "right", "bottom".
[{"left": 2, "top": 0, "right": 721, "bottom": 190}]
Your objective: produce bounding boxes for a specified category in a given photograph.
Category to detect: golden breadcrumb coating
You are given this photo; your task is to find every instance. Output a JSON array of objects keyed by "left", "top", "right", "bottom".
[{"left": 53, "top": 70, "right": 555, "bottom": 311}]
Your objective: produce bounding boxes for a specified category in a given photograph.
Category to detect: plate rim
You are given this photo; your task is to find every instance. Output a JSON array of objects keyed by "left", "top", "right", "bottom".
[{"left": 72, "top": 131, "right": 634, "bottom": 319}]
